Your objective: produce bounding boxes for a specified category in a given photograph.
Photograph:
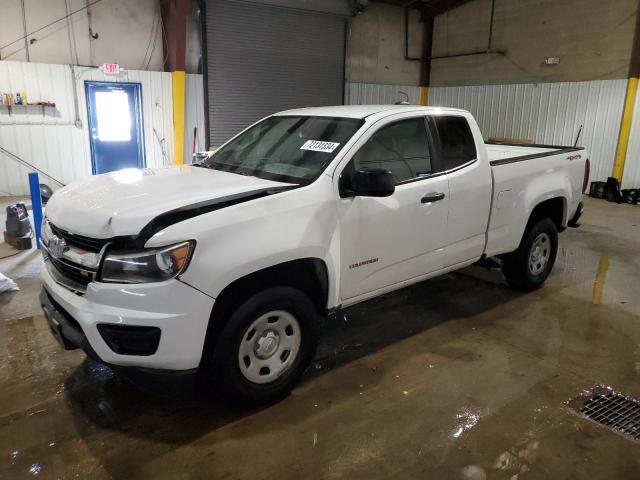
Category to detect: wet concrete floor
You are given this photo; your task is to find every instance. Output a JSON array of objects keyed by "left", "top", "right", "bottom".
[{"left": 1, "top": 196, "right": 639, "bottom": 479}]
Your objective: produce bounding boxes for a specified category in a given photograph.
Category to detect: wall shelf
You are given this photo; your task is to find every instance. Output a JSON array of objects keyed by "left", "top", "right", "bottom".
[{"left": 0, "top": 103, "right": 56, "bottom": 116}]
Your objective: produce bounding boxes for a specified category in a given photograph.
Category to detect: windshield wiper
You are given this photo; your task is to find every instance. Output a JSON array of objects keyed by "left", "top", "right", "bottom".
[{"left": 196, "top": 160, "right": 255, "bottom": 177}]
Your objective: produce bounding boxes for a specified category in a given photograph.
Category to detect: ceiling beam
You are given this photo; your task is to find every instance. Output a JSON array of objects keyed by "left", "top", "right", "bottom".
[{"left": 378, "top": 0, "right": 475, "bottom": 17}]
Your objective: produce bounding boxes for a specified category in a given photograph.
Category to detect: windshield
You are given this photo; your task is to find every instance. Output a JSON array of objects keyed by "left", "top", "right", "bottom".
[{"left": 200, "top": 115, "right": 364, "bottom": 184}]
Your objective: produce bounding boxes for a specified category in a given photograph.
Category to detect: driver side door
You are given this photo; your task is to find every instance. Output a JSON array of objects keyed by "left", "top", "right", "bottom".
[{"left": 336, "top": 114, "right": 450, "bottom": 302}]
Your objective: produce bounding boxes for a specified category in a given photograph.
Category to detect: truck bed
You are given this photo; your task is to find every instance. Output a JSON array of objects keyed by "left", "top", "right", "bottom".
[
  {"left": 486, "top": 142, "right": 582, "bottom": 165},
  {"left": 483, "top": 141, "right": 587, "bottom": 258}
]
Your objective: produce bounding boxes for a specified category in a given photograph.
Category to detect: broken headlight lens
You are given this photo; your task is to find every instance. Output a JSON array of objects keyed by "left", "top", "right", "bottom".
[{"left": 100, "top": 241, "right": 194, "bottom": 283}]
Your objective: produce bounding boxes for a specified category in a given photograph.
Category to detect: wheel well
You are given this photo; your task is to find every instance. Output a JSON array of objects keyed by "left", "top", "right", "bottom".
[
  {"left": 528, "top": 197, "right": 565, "bottom": 230},
  {"left": 200, "top": 258, "right": 329, "bottom": 365}
]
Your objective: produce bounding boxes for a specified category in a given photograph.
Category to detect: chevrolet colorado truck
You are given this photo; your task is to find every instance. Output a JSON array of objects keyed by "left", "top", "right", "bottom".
[{"left": 39, "top": 105, "right": 589, "bottom": 403}]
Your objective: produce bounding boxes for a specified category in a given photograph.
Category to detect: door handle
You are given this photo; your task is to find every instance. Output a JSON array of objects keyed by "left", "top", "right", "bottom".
[{"left": 421, "top": 192, "right": 446, "bottom": 204}]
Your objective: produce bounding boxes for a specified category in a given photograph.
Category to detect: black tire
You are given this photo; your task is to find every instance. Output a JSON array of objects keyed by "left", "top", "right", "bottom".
[
  {"left": 203, "top": 286, "right": 318, "bottom": 405},
  {"left": 502, "top": 217, "right": 558, "bottom": 291}
]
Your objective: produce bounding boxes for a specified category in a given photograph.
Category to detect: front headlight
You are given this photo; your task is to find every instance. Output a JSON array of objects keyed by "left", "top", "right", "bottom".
[{"left": 100, "top": 241, "right": 194, "bottom": 283}]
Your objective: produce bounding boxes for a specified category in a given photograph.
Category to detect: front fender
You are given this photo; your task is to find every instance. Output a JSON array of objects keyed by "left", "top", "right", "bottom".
[{"left": 145, "top": 177, "right": 340, "bottom": 305}]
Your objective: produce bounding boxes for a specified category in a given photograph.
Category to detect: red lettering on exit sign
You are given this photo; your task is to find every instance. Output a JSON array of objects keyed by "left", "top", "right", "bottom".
[{"left": 102, "top": 63, "right": 120, "bottom": 75}]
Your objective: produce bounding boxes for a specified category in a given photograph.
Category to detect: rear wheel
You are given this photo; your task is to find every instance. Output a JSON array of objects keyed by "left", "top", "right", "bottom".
[
  {"left": 203, "top": 286, "right": 317, "bottom": 405},
  {"left": 502, "top": 217, "right": 558, "bottom": 291}
]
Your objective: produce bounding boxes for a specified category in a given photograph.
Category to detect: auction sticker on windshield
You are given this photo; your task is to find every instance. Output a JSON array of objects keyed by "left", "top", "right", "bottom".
[{"left": 300, "top": 140, "right": 340, "bottom": 153}]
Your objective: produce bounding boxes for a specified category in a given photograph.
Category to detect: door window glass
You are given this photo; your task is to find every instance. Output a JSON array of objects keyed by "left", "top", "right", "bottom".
[
  {"left": 433, "top": 115, "right": 477, "bottom": 170},
  {"left": 95, "top": 90, "right": 131, "bottom": 142},
  {"left": 350, "top": 117, "right": 432, "bottom": 185}
]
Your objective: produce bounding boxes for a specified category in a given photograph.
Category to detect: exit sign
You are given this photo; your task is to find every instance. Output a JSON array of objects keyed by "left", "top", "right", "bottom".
[{"left": 102, "top": 63, "right": 120, "bottom": 75}]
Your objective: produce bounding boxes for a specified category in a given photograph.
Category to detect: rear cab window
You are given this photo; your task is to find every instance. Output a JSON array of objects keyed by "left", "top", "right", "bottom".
[{"left": 432, "top": 115, "right": 477, "bottom": 171}]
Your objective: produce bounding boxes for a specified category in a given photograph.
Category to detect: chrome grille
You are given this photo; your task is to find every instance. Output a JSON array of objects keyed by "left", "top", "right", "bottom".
[
  {"left": 49, "top": 223, "right": 109, "bottom": 253},
  {"left": 42, "top": 221, "right": 106, "bottom": 294},
  {"left": 44, "top": 257, "right": 90, "bottom": 295},
  {"left": 48, "top": 255, "right": 95, "bottom": 286}
]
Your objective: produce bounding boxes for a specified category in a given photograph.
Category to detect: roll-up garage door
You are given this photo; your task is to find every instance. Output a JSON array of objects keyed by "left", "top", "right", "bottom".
[{"left": 205, "top": 0, "right": 348, "bottom": 146}]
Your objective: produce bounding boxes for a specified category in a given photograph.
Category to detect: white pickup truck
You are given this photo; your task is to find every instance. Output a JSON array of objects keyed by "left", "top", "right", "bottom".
[{"left": 39, "top": 105, "right": 589, "bottom": 403}]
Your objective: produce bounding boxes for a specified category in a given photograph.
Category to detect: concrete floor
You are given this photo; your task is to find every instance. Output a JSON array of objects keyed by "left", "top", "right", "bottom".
[{"left": 1, "top": 196, "right": 639, "bottom": 479}]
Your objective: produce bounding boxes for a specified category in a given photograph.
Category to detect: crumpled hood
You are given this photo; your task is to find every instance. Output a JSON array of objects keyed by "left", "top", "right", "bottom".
[{"left": 45, "top": 165, "right": 292, "bottom": 238}]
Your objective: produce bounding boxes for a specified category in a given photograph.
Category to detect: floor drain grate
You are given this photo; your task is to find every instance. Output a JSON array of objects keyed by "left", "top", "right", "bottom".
[{"left": 569, "top": 386, "right": 640, "bottom": 441}]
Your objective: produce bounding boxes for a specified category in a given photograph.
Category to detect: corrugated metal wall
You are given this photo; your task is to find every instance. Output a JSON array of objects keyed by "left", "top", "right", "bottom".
[
  {"left": 205, "top": 0, "right": 346, "bottom": 146},
  {"left": 429, "top": 80, "right": 628, "bottom": 183},
  {"left": 345, "top": 82, "right": 421, "bottom": 105},
  {"left": 0, "top": 61, "right": 174, "bottom": 196},
  {"left": 622, "top": 85, "right": 640, "bottom": 188},
  {"left": 184, "top": 74, "right": 206, "bottom": 163},
  {"left": 1, "top": 62, "right": 85, "bottom": 196}
]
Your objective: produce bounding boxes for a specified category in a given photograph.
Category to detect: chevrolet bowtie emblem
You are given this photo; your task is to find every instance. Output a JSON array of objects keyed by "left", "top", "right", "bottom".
[{"left": 48, "top": 235, "right": 68, "bottom": 258}]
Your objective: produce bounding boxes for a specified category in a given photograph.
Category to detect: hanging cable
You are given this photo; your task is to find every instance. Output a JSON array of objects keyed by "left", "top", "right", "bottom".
[
  {"left": 0, "top": 0, "right": 102, "bottom": 51},
  {"left": 146, "top": 17, "right": 160, "bottom": 70},
  {"left": 65, "top": 0, "right": 81, "bottom": 65},
  {"left": 141, "top": 4, "right": 161, "bottom": 70},
  {"left": 0, "top": 146, "right": 65, "bottom": 187},
  {"left": 160, "top": 9, "right": 170, "bottom": 67},
  {"left": 20, "top": 0, "right": 30, "bottom": 61},
  {"left": 86, "top": 0, "right": 97, "bottom": 65}
]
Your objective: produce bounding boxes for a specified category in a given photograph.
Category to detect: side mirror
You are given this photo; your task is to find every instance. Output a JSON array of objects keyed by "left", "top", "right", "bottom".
[{"left": 351, "top": 169, "right": 395, "bottom": 197}]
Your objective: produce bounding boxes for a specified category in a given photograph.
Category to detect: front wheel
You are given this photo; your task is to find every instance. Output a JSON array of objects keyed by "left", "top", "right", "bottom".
[
  {"left": 203, "top": 286, "right": 317, "bottom": 405},
  {"left": 502, "top": 217, "right": 558, "bottom": 291}
]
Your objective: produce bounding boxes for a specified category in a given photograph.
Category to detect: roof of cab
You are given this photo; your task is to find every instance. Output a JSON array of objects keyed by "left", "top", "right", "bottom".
[{"left": 273, "top": 105, "right": 467, "bottom": 119}]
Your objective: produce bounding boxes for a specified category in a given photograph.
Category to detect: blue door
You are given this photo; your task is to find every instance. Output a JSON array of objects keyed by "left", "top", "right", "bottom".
[{"left": 85, "top": 81, "right": 145, "bottom": 174}]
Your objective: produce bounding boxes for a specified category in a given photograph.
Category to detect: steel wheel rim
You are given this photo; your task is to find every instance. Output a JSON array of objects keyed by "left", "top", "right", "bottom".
[
  {"left": 238, "top": 310, "right": 301, "bottom": 384},
  {"left": 529, "top": 232, "right": 551, "bottom": 276}
]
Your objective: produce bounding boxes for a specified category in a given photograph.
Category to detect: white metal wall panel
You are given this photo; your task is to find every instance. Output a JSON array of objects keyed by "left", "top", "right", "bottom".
[
  {"left": 622, "top": 84, "right": 640, "bottom": 188},
  {"left": 430, "top": 80, "right": 628, "bottom": 183},
  {"left": 0, "top": 61, "right": 82, "bottom": 195},
  {"left": 184, "top": 74, "right": 206, "bottom": 163},
  {"left": 345, "top": 82, "right": 421, "bottom": 106},
  {"left": 0, "top": 60, "right": 174, "bottom": 196}
]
